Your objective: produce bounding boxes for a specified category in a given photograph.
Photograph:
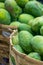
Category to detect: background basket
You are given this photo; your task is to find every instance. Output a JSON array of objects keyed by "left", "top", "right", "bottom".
[
  {"left": 0, "top": 24, "right": 17, "bottom": 65},
  {"left": 10, "top": 30, "right": 43, "bottom": 65}
]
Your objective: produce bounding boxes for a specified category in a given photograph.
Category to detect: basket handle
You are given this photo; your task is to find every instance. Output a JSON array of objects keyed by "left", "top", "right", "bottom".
[
  {"left": 0, "top": 24, "right": 17, "bottom": 42},
  {"left": 0, "top": 24, "right": 17, "bottom": 33}
]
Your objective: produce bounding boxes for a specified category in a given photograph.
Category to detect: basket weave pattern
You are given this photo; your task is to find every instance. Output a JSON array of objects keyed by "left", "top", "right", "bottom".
[
  {"left": 0, "top": 26, "right": 10, "bottom": 65},
  {"left": 0, "top": 24, "right": 17, "bottom": 65},
  {"left": 10, "top": 30, "right": 43, "bottom": 65}
]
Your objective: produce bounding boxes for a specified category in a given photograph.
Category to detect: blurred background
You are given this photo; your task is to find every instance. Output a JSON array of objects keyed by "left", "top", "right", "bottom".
[{"left": 38, "top": 0, "right": 43, "bottom": 3}]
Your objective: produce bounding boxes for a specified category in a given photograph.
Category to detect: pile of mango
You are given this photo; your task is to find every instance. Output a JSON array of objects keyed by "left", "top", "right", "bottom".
[{"left": 1, "top": 0, "right": 43, "bottom": 61}]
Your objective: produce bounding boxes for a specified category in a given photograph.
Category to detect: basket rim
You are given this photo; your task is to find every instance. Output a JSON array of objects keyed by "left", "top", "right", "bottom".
[
  {"left": 10, "top": 30, "right": 43, "bottom": 64},
  {"left": 10, "top": 30, "right": 17, "bottom": 46}
]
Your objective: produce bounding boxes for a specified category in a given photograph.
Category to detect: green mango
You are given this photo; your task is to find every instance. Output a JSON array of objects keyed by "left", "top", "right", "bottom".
[
  {"left": 40, "top": 26, "right": 43, "bottom": 35},
  {"left": 28, "top": 19, "right": 34, "bottom": 27},
  {"left": 24, "top": 1, "right": 43, "bottom": 17},
  {"left": 15, "top": 0, "right": 29, "bottom": 8},
  {"left": 12, "top": 34, "right": 19, "bottom": 45},
  {"left": 10, "top": 55, "right": 16, "bottom": 65},
  {"left": 31, "top": 36, "right": 43, "bottom": 55},
  {"left": 0, "top": 9, "right": 11, "bottom": 25},
  {"left": 19, "top": 14, "right": 34, "bottom": 24},
  {"left": 5, "top": 0, "right": 22, "bottom": 19},
  {"left": 10, "top": 21, "right": 21, "bottom": 28},
  {"left": 28, "top": 52, "right": 41, "bottom": 60},
  {"left": 32, "top": 16, "right": 43, "bottom": 33},
  {"left": 18, "top": 31, "right": 33, "bottom": 53},
  {"left": 18, "top": 23, "right": 32, "bottom": 33},
  {"left": 14, "top": 45, "right": 24, "bottom": 53}
]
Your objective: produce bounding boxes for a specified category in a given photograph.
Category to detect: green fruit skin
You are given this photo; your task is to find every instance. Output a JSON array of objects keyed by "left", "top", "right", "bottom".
[
  {"left": 0, "top": 2, "right": 5, "bottom": 9},
  {"left": 19, "top": 31, "right": 33, "bottom": 53},
  {"left": 5, "top": 0, "right": 22, "bottom": 19},
  {"left": 25, "top": 1, "right": 43, "bottom": 17},
  {"left": 31, "top": 36, "right": 43, "bottom": 55},
  {"left": 28, "top": 19, "right": 34, "bottom": 27},
  {"left": 10, "top": 55, "right": 16, "bottom": 65},
  {"left": 18, "top": 23, "right": 32, "bottom": 33},
  {"left": 15, "top": 0, "right": 29, "bottom": 8},
  {"left": 19, "top": 14, "right": 34, "bottom": 24},
  {"left": 28, "top": 19, "right": 37, "bottom": 35},
  {"left": 28, "top": 52, "right": 41, "bottom": 60},
  {"left": 40, "top": 26, "right": 43, "bottom": 35},
  {"left": 14, "top": 45, "right": 24, "bottom": 53},
  {"left": 10, "top": 21, "right": 21, "bottom": 27},
  {"left": 12, "top": 34, "right": 19, "bottom": 45},
  {"left": 0, "top": 9, "right": 11, "bottom": 25},
  {"left": 10, "top": 22, "right": 32, "bottom": 33},
  {"left": 30, "top": 0, "right": 36, "bottom": 1},
  {"left": 32, "top": 16, "right": 43, "bottom": 33}
]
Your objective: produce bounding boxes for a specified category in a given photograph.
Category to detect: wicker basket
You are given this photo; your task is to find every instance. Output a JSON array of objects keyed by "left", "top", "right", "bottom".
[
  {"left": 10, "top": 30, "right": 43, "bottom": 65},
  {"left": 10, "top": 58, "right": 13, "bottom": 65},
  {"left": 0, "top": 24, "right": 17, "bottom": 65}
]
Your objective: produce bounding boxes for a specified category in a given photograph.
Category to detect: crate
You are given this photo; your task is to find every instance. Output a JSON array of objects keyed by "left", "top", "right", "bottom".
[
  {"left": 10, "top": 30, "right": 43, "bottom": 65},
  {"left": 0, "top": 24, "right": 17, "bottom": 65}
]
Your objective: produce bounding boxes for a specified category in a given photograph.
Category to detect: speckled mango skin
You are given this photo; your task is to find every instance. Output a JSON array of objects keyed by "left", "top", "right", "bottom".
[
  {"left": 18, "top": 14, "right": 34, "bottom": 24},
  {"left": 31, "top": 36, "right": 43, "bottom": 55},
  {"left": 12, "top": 34, "right": 19, "bottom": 45},
  {"left": 14, "top": 45, "right": 24, "bottom": 53},
  {"left": 10, "top": 21, "right": 21, "bottom": 27},
  {"left": 40, "top": 26, "right": 43, "bottom": 35},
  {"left": 18, "top": 23, "right": 32, "bottom": 33},
  {"left": 15, "top": 0, "right": 29, "bottom": 8},
  {"left": 18, "top": 31, "right": 33, "bottom": 53},
  {"left": 0, "top": 9, "right": 11, "bottom": 25},
  {"left": 5, "top": 0, "right": 22, "bottom": 19},
  {"left": 25, "top": 1, "right": 43, "bottom": 17},
  {"left": 28, "top": 52, "right": 41, "bottom": 60},
  {"left": 32, "top": 16, "right": 43, "bottom": 33}
]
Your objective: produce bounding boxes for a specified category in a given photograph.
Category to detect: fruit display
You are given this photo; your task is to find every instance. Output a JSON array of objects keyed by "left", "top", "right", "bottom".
[
  {"left": 10, "top": 21, "right": 21, "bottom": 28},
  {"left": 0, "top": 9, "right": 11, "bottom": 25},
  {"left": 0, "top": 0, "right": 43, "bottom": 63},
  {"left": 10, "top": 55, "right": 16, "bottom": 65},
  {"left": 14, "top": 45, "right": 24, "bottom": 53},
  {"left": 32, "top": 16, "right": 43, "bottom": 33},
  {"left": 24, "top": 1, "right": 43, "bottom": 17},
  {"left": 18, "top": 14, "right": 34, "bottom": 24},
  {"left": 12, "top": 34, "right": 19, "bottom": 45},
  {"left": 18, "top": 23, "right": 32, "bottom": 33},
  {"left": 40, "top": 26, "right": 43, "bottom": 35},
  {"left": 28, "top": 52, "right": 41, "bottom": 60},
  {"left": 15, "top": 0, "right": 29, "bottom": 8},
  {"left": 18, "top": 31, "right": 33, "bottom": 53},
  {"left": 31, "top": 36, "right": 43, "bottom": 55},
  {"left": 5, "top": 0, "right": 22, "bottom": 20}
]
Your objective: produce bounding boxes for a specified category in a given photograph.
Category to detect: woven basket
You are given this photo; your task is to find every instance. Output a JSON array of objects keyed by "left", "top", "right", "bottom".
[
  {"left": 10, "top": 58, "right": 13, "bottom": 65},
  {"left": 0, "top": 24, "right": 17, "bottom": 65},
  {"left": 10, "top": 30, "right": 43, "bottom": 65}
]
